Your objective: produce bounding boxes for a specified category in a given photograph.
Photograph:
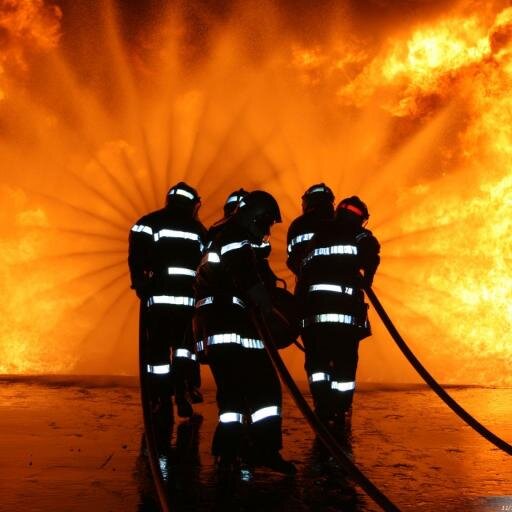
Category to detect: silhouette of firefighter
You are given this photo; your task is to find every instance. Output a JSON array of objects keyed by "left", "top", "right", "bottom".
[
  {"left": 193, "top": 190, "right": 296, "bottom": 474},
  {"left": 128, "top": 182, "right": 207, "bottom": 419},
  {"left": 207, "top": 188, "right": 250, "bottom": 241},
  {"left": 296, "top": 195, "right": 380, "bottom": 428},
  {"left": 210, "top": 188, "right": 279, "bottom": 290},
  {"left": 286, "top": 183, "right": 335, "bottom": 278}
]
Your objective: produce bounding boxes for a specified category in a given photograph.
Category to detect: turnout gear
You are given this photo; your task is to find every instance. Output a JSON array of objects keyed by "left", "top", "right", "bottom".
[
  {"left": 193, "top": 191, "right": 294, "bottom": 472},
  {"left": 297, "top": 196, "right": 380, "bottom": 422},
  {"left": 235, "top": 190, "right": 282, "bottom": 241},
  {"left": 166, "top": 182, "right": 201, "bottom": 219},
  {"left": 287, "top": 183, "right": 335, "bottom": 277},
  {"left": 208, "top": 188, "right": 252, "bottom": 253},
  {"left": 265, "top": 287, "right": 301, "bottom": 350},
  {"left": 240, "top": 191, "right": 277, "bottom": 282},
  {"left": 302, "top": 183, "right": 335, "bottom": 214},
  {"left": 210, "top": 188, "right": 275, "bottom": 285},
  {"left": 223, "top": 188, "right": 249, "bottom": 218},
  {"left": 336, "top": 195, "right": 369, "bottom": 224},
  {"left": 129, "top": 181, "right": 207, "bottom": 418}
]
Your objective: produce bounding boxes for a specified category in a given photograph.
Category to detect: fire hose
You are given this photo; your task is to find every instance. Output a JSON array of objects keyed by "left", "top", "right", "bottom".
[
  {"left": 253, "top": 309, "right": 401, "bottom": 512},
  {"left": 364, "top": 285, "right": 512, "bottom": 456},
  {"left": 138, "top": 303, "right": 172, "bottom": 512}
]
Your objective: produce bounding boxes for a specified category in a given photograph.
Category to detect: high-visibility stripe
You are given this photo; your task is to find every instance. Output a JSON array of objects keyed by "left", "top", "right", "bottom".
[
  {"left": 174, "top": 348, "right": 197, "bottom": 361},
  {"left": 251, "top": 405, "right": 280, "bottom": 423},
  {"left": 331, "top": 380, "right": 356, "bottom": 392},
  {"left": 226, "top": 195, "right": 241, "bottom": 204},
  {"left": 146, "top": 364, "right": 171, "bottom": 375},
  {"left": 240, "top": 468, "right": 251, "bottom": 482},
  {"left": 205, "top": 252, "right": 220, "bottom": 263},
  {"left": 220, "top": 241, "right": 250, "bottom": 255},
  {"left": 232, "top": 297, "right": 246, "bottom": 308},
  {"left": 206, "top": 333, "right": 241, "bottom": 346},
  {"left": 251, "top": 241, "right": 271, "bottom": 249},
  {"left": 147, "top": 295, "right": 195, "bottom": 307},
  {"left": 196, "top": 296, "right": 214, "bottom": 307},
  {"left": 302, "top": 313, "right": 356, "bottom": 327},
  {"left": 206, "top": 332, "right": 265, "bottom": 348},
  {"left": 168, "top": 188, "right": 195, "bottom": 200},
  {"left": 167, "top": 267, "right": 196, "bottom": 277},
  {"left": 219, "top": 412, "right": 244, "bottom": 424},
  {"left": 153, "top": 229, "right": 202, "bottom": 248},
  {"left": 196, "top": 296, "right": 246, "bottom": 308},
  {"left": 304, "top": 244, "right": 358, "bottom": 263},
  {"left": 287, "top": 232, "right": 314, "bottom": 253},
  {"left": 309, "top": 372, "right": 331, "bottom": 383},
  {"left": 159, "top": 455, "right": 169, "bottom": 480},
  {"left": 241, "top": 338, "right": 265, "bottom": 349},
  {"left": 308, "top": 185, "right": 328, "bottom": 194},
  {"left": 195, "top": 333, "right": 265, "bottom": 350},
  {"left": 308, "top": 284, "right": 354, "bottom": 295},
  {"left": 131, "top": 224, "right": 153, "bottom": 235}
]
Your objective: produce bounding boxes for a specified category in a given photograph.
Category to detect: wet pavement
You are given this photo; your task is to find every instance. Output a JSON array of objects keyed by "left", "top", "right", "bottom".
[{"left": 0, "top": 377, "right": 510, "bottom": 511}]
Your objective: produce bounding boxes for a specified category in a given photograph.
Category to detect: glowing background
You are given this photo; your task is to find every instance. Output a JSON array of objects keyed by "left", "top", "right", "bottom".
[{"left": 1, "top": 0, "right": 511, "bottom": 384}]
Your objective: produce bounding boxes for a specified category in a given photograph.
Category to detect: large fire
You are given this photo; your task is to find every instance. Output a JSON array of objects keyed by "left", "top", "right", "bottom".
[{"left": 0, "top": 0, "right": 511, "bottom": 385}]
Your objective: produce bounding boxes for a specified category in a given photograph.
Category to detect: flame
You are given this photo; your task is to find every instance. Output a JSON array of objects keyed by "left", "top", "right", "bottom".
[
  {"left": 0, "top": 0, "right": 61, "bottom": 100},
  {"left": 0, "top": 0, "right": 511, "bottom": 385},
  {"left": 0, "top": 186, "right": 76, "bottom": 373},
  {"left": 335, "top": 9, "right": 512, "bottom": 118}
]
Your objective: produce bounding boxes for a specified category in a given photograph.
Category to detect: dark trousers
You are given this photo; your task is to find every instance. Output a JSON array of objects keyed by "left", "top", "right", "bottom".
[
  {"left": 143, "top": 304, "right": 198, "bottom": 402},
  {"left": 302, "top": 325, "right": 360, "bottom": 418},
  {"left": 208, "top": 345, "right": 283, "bottom": 458}
]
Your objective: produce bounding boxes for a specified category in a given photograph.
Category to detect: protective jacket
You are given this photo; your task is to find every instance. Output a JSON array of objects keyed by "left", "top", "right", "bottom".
[
  {"left": 298, "top": 219, "right": 380, "bottom": 339},
  {"left": 128, "top": 206, "right": 207, "bottom": 405},
  {"left": 286, "top": 207, "right": 334, "bottom": 277},
  {"left": 129, "top": 207, "right": 207, "bottom": 301},
  {"left": 193, "top": 216, "right": 283, "bottom": 458},
  {"left": 194, "top": 217, "right": 271, "bottom": 350},
  {"left": 207, "top": 217, "right": 276, "bottom": 288},
  {"left": 297, "top": 218, "right": 380, "bottom": 419}
]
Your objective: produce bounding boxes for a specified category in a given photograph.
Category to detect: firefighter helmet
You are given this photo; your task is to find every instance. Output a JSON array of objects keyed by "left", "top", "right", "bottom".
[
  {"left": 236, "top": 190, "right": 281, "bottom": 241},
  {"left": 166, "top": 182, "right": 201, "bottom": 218},
  {"left": 224, "top": 188, "right": 249, "bottom": 217},
  {"left": 302, "top": 183, "right": 335, "bottom": 213},
  {"left": 336, "top": 196, "right": 369, "bottom": 222}
]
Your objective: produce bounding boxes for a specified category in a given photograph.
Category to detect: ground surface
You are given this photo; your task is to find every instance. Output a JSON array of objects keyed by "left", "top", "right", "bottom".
[{"left": 0, "top": 376, "right": 511, "bottom": 511}]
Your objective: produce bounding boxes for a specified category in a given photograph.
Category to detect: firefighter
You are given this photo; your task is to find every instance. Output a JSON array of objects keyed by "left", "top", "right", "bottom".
[
  {"left": 128, "top": 182, "right": 207, "bottom": 419},
  {"left": 297, "top": 195, "right": 380, "bottom": 428},
  {"left": 207, "top": 189, "right": 249, "bottom": 242},
  {"left": 286, "top": 183, "right": 335, "bottom": 278},
  {"left": 210, "top": 188, "right": 277, "bottom": 288},
  {"left": 223, "top": 188, "right": 249, "bottom": 218},
  {"left": 193, "top": 190, "right": 296, "bottom": 474}
]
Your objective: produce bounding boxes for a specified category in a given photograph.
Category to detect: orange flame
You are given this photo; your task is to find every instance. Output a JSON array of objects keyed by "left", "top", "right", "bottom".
[
  {"left": 0, "top": 1, "right": 511, "bottom": 385},
  {"left": 0, "top": 0, "right": 61, "bottom": 100}
]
